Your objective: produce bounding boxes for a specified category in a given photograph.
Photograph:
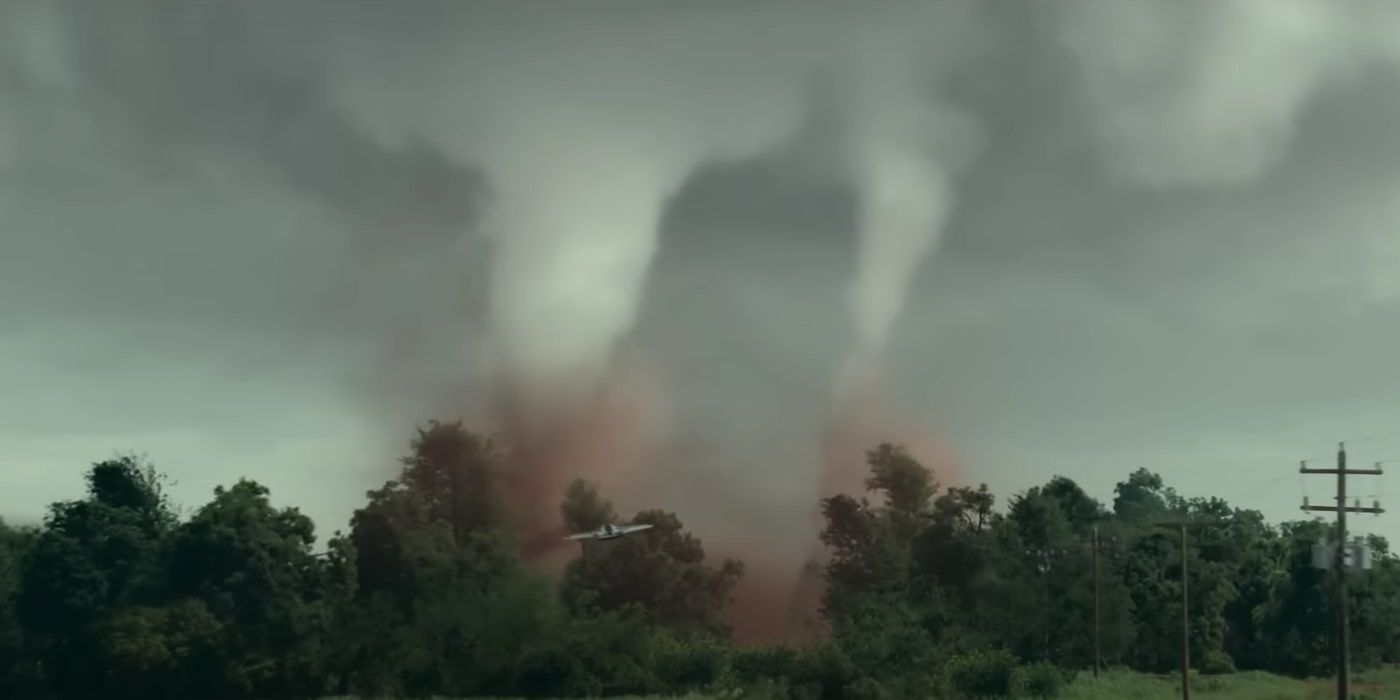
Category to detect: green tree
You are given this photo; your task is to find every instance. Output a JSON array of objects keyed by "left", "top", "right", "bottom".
[
  {"left": 514, "top": 605, "right": 657, "bottom": 697},
  {"left": 0, "top": 519, "right": 38, "bottom": 695},
  {"left": 822, "top": 445, "right": 942, "bottom": 616},
  {"left": 562, "top": 479, "right": 616, "bottom": 533},
  {"left": 341, "top": 421, "right": 520, "bottom": 697},
  {"left": 14, "top": 438, "right": 1400, "bottom": 697},
  {"left": 864, "top": 443, "right": 937, "bottom": 515},
  {"left": 96, "top": 599, "right": 221, "bottom": 699},
  {"left": 169, "top": 479, "right": 332, "bottom": 698},
  {"left": 992, "top": 484, "right": 1089, "bottom": 664},
  {"left": 820, "top": 494, "right": 892, "bottom": 607},
  {"left": 1351, "top": 535, "right": 1400, "bottom": 668},
  {"left": 993, "top": 478, "right": 1131, "bottom": 668},
  {"left": 933, "top": 484, "right": 995, "bottom": 534},
  {"left": 1040, "top": 476, "right": 1106, "bottom": 536},
  {"left": 562, "top": 499, "right": 744, "bottom": 635},
  {"left": 399, "top": 420, "right": 504, "bottom": 543},
  {"left": 914, "top": 484, "right": 996, "bottom": 597},
  {"left": 828, "top": 587, "right": 939, "bottom": 678},
  {"left": 823, "top": 444, "right": 975, "bottom": 681},
  {"left": 17, "top": 456, "right": 175, "bottom": 698},
  {"left": 1245, "top": 519, "right": 1333, "bottom": 675},
  {"left": 346, "top": 480, "right": 474, "bottom": 695},
  {"left": 1112, "top": 468, "right": 1179, "bottom": 523}
]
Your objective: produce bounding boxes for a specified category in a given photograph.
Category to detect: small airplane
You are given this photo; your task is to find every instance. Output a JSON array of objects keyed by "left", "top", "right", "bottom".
[{"left": 565, "top": 522, "right": 654, "bottom": 541}]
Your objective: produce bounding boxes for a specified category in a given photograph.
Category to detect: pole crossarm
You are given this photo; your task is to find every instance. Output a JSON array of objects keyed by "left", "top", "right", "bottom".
[
  {"left": 1299, "top": 468, "right": 1384, "bottom": 475},
  {"left": 1302, "top": 505, "right": 1385, "bottom": 514}
]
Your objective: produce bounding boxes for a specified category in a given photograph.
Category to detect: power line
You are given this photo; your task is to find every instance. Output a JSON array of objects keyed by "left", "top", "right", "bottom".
[
  {"left": 1341, "top": 430, "right": 1400, "bottom": 445},
  {"left": 1340, "top": 446, "right": 1400, "bottom": 461}
]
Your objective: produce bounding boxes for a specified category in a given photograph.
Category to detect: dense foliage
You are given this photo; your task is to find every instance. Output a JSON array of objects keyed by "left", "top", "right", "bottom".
[{"left": 0, "top": 424, "right": 1398, "bottom": 698}]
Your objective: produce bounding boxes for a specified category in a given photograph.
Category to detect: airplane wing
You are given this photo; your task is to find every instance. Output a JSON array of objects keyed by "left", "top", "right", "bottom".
[{"left": 564, "top": 523, "right": 653, "bottom": 541}]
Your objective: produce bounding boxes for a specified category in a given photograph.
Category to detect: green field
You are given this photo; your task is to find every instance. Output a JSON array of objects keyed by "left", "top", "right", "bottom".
[
  {"left": 388, "top": 667, "right": 1400, "bottom": 699},
  {"left": 1062, "top": 668, "right": 1400, "bottom": 700}
]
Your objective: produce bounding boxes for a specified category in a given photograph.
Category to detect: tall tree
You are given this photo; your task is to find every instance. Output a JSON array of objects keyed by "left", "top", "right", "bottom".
[
  {"left": 17, "top": 456, "right": 175, "bottom": 698},
  {"left": 561, "top": 479, "right": 616, "bottom": 534},
  {"left": 995, "top": 479, "right": 1131, "bottom": 667},
  {"left": 0, "top": 519, "right": 37, "bottom": 694},
  {"left": 562, "top": 495, "right": 744, "bottom": 636},
  {"left": 340, "top": 422, "right": 518, "bottom": 697},
  {"left": 168, "top": 479, "right": 331, "bottom": 698},
  {"left": 399, "top": 420, "right": 503, "bottom": 544},
  {"left": 1041, "top": 476, "right": 1106, "bottom": 536},
  {"left": 914, "top": 484, "right": 997, "bottom": 596},
  {"left": 1112, "top": 468, "right": 1179, "bottom": 523},
  {"left": 864, "top": 443, "right": 937, "bottom": 515},
  {"left": 823, "top": 444, "right": 941, "bottom": 614}
]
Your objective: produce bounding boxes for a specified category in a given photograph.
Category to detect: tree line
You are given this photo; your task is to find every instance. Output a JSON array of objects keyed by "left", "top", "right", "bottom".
[{"left": 1, "top": 420, "right": 1399, "bottom": 698}]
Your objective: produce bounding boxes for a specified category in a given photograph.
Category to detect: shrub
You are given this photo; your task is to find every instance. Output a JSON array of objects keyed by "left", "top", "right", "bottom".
[
  {"left": 788, "top": 680, "right": 823, "bottom": 700},
  {"left": 1201, "top": 650, "right": 1236, "bottom": 675},
  {"left": 791, "top": 643, "right": 856, "bottom": 698},
  {"left": 846, "top": 675, "right": 893, "bottom": 700},
  {"left": 1012, "top": 661, "right": 1068, "bottom": 699},
  {"left": 652, "top": 634, "right": 730, "bottom": 692},
  {"left": 514, "top": 645, "right": 579, "bottom": 698},
  {"left": 732, "top": 644, "right": 799, "bottom": 683},
  {"left": 511, "top": 607, "right": 657, "bottom": 698},
  {"left": 945, "top": 648, "right": 1017, "bottom": 698},
  {"left": 735, "top": 678, "right": 791, "bottom": 700},
  {"left": 893, "top": 672, "right": 943, "bottom": 698}
]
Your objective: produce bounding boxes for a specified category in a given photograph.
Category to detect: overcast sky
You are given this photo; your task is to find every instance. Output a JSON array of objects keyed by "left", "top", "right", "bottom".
[{"left": 3, "top": 1, "right": 1400, "bottom": 548}]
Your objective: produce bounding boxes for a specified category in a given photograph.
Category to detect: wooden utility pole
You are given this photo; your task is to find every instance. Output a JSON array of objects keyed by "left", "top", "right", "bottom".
[
  {"left": 1179, "top": 523, "right": 1189, "bottom": 700},
  {"left": 1085, "top": 526, "right": 1116, "bottom": 677},
  {"left": 1093, "top": 524, "right": 1100, "bottom": 679},
  {"left": 1301, "top": 443, "right": 1384, "bottom": 700},
  {"left": 1153, "top": 520, "right": 1218, "bottom": 700}
]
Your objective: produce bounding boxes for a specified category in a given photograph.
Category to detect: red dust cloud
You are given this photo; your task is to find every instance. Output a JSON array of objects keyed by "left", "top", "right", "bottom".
[
  {"left": 821, "top": 361, "right": 960, "bottom": 501},
  {"left": 724, "top": 556, "right": 824, "bottom": 643},
  {"left": 490, "top": 356, "right": 957, "bottom": 644},
  {"left": 781, "top": 360, "right": 960, "bottom": 642},
  {"left": 494, "top": 360, "right": 667, "bottom": 569}
]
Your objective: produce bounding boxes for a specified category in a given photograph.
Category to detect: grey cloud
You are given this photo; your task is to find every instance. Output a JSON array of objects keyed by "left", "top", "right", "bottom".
[
  {"left": 8, "top": 1, "right": 484, "bottom": 240},
  {"left": 3, "top": 0, "right": 1400, "bottom": 551},
  {"left": 1050, "top": 0, "right": 1400, "bottom": 187},
  {"left": 1, "top": 1, "right": 493, "bottom": 422}
]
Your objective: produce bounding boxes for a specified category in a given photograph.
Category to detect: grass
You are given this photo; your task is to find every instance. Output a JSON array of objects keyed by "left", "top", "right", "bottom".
[
  {"left": 325, "top": 667, "right": 1400, "bottom": 698},
  {"left": 1064, "top": 667, "right": 1400, "bottom": 700}
]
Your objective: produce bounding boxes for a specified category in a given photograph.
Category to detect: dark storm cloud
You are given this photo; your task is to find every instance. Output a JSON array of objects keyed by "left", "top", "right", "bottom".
[
  {"left": 60, "top": 1, "right": 483, "bottom": 240},
  {"left": 625, "top": 0, "right": 1400, "bottom": 544},
  {"left": 636, "top": 156, "right": 860, "bottom": 532},
  {"left": 3, "top": 0, "right": 1400, "bottom": 550},
  {"left": 1, "top": 1, "right": 494, "bottom": 424},
  {"left": 0, "top": 0, "right": 494, "bottom": 524}
]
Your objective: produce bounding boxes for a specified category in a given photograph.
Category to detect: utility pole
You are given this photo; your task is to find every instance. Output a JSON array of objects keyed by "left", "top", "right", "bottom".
[
  {"left": 1301, "top": 442, "right": 1384, "bottom": 700},
  {"left": 1179, "top": 523, "right": 1189, "bottom": 700},
  {"left": 1093, "top": 524, "right": 1100, "bottom": 679},
  {"left": 1085, "top": 526, "right": 1116, "bottom": 678},
  {"left": 1153, "top": 520, "right": 1218, "bottom": 700}
]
